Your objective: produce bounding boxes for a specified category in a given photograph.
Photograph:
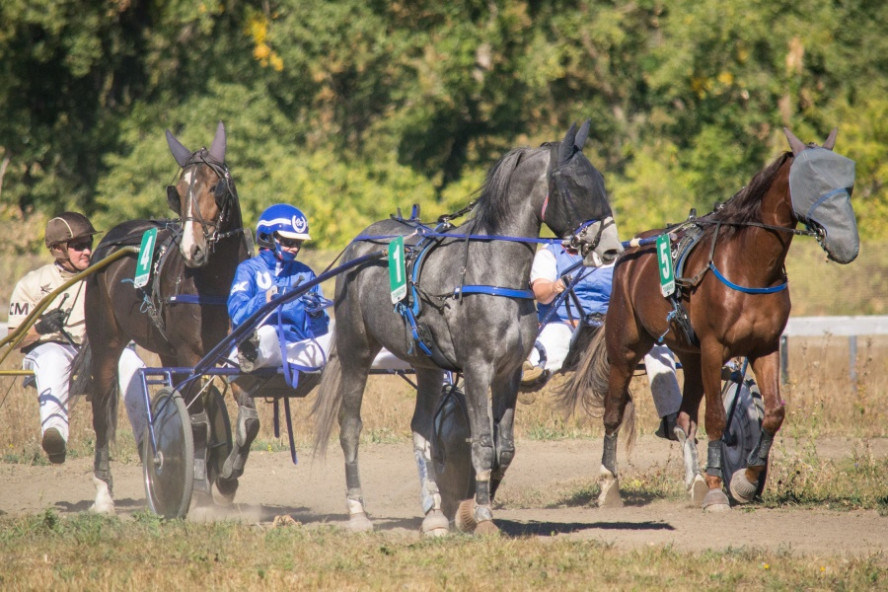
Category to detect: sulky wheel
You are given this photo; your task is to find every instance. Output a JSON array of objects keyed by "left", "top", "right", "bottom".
[
  {"left": 431, "top": 384, "right": 475, "bottom": 520},
  {"left": 721, "top": 377, "right": 767, "bottom": 504},
  {"left": 142, "top": 387, "right": 195, "bottom": 518}
]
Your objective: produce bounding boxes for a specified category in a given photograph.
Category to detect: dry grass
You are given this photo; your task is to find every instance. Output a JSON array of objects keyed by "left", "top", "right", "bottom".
[
  {"left": 3, "top": 243, "right": 888, "bottom": 589},
  {"left": 2, "top": 334, "right": 886, "bottom": 466}
]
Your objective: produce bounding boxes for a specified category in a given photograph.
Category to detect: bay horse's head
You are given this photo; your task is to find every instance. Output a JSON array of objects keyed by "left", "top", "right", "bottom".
[
  {"left": 165, "top": 121, "right": 237, "bottom": 268},
  {"left": 784, "top": 127, "right": 859, "bottom": 264},
  {"left": 545, "top": 121, "right": 623, "bottom": 267}
]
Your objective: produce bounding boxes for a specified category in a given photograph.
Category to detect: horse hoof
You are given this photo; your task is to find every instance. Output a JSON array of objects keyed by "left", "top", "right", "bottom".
[
  {"left": 474, "top": 520, "right": 500, "bottom": 536},
  {"left": 221, "top": 450, "right": 249, "bottom": 482},
  {"left": 90, "top": 476, "right": 116, "bottom": 515},
  {"left": 689, "top": 474, "right": 707, "bottom": 506},
  {"left": 729, "top": 468, "right": 758, "bottom": 504},
  {"left": 598, "top": 469, "right": 623, "bottom": 508},
  {"left": 214, "top": 477, "right": 239, "bottom": 506},
  {"left": 348, "top": 512, "right": 374, "bottom": 533},
  {"left": 702, "top": 488, "right": 731, "bottom": 512},
  {"left": 422, "top": 510, "right": 450, "bottom": 537},
  {"left": 454, "top": 499, "right": 477, "bottom": 534}
]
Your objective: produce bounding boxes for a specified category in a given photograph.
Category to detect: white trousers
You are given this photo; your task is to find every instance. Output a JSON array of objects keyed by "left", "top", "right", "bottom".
[
  {"left": 24, "top": 342, "right": 147, "bottom": 444},
  {"left": 528, "top": 323, "right": 682, "bottom": 418},
  {"left": 231, "top": 321, "right": 411, "bottom": 372}
]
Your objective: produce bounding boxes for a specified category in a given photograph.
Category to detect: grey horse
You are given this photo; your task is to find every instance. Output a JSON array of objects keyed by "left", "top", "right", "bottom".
[{"left": 313, "top": 122, "right": 623, "bottom": 535}]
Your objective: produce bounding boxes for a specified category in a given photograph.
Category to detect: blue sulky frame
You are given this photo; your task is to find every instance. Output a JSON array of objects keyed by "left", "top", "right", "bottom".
[
  {"left": 134, "top": 248, "right": 462, "bottom": 518},
  {"left": 138, "top": 249, "right": 426, "bottom": 464}
]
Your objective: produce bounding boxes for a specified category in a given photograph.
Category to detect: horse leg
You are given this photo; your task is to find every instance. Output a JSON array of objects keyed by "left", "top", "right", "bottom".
[
  {"left": 454, "top": 366, "right": 499, "bottom": 535},
  {"left": 218, "top": 383, "right": 257, "bottom": 499},
  {"left": 91, "top": 348, "right": 122, "bottom": 515},
  {"left": 490, "top": 372, "right": 520, "bottom": 498},
  {"left": 410, "top": 368, "right": 449, "bottom": 537},
  {"left": 730, "top": 351, "right": 783, "bottom": 503},
  {"left": 337, "top": 358, "right": 373, "bottom": 532},
  {"left": 598, "top": 359, "right": 634, "bottom": 508},
  {"left": 699, "top": 347, "right": 731, "bottom": 511},
  {"left": 673, "top": 354, "right": 706, "bottom": 505}
]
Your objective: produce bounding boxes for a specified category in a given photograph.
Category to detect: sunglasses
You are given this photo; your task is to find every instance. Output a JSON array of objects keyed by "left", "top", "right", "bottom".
[
  {"left": 276, "top": 235, "right": 303, "bottom": 249},
  {"left": 67, "top": 238, "right": 94, "bottom": 251}
]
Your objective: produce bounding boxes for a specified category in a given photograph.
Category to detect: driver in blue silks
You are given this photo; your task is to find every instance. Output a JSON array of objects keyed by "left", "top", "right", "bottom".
[{"left": 228, "top": 203, "right": 330, "bottom": 372}]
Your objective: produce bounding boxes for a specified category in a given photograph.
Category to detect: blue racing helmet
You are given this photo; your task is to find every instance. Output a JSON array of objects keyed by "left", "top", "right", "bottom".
[{"left": 256, "top": 203, "right": 311, "bottom": 249}]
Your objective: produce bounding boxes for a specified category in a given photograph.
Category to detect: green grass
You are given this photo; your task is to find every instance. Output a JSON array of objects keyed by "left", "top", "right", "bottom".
[{"left": 0, "top": 511, "right": 884, "bottom": 591}]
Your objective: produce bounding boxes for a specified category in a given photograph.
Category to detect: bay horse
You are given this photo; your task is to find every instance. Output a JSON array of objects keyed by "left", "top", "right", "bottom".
[
  {"left": 562, "top": 127, "right": 858, "bottom": 510},
  {"left": 75, "top": 122, "right": 251, "bottom": 513},
  {"left": 313, "top": 122, "right": 623, "bottom": 535}
]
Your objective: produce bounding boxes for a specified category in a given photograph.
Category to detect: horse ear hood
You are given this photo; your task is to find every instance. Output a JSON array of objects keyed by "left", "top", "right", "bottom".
[
  {"left": 575, "top": 120, "right": 591, "bottom": 150},
  {"left": 558, "top": 122, "right": 578, "bottom": 166},
  {"left": 166, "top": 129, "right": 193, "bottom": 167},
  {"left": 208, "top": 121, "right": 227, "bottom": 163}
]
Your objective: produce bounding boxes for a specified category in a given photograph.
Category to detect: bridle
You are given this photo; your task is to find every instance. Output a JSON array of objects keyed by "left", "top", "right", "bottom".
[
  {"left": 166, "top": 149, "right": 243, "bottom": 250},
  {"left": 544, "top": 160, "right": 615, "bottom": 259}
]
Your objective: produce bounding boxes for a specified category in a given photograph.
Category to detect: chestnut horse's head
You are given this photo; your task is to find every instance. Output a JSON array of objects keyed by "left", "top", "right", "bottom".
[
  {"left": 165, "top": 121, "right": 235, "bottom": 268},
  {"left": 785, "top": 127, "right": 858, "bottom": 264}
]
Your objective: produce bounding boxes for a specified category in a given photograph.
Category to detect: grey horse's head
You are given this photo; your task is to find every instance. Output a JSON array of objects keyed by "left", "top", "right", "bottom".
[
  {"left": 785, "top": 128, "right": 858, "bottom": 264},
  {"left": 548, "top": 121, "right": 623, "bottom": 267}
]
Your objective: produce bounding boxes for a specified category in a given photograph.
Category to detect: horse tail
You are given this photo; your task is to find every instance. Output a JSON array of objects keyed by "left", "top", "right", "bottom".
[
  {"left": 556, "top": 320, "right": 610, "bottom": 417},
  {"left": 557, "top": 321, "right": 638, "bottom": 452},
  {"left": 311, "top": 340, "right": 342, "bottom": 457},
  {"left": 68, "top": 336, "right": 119, "bottom": 441}
]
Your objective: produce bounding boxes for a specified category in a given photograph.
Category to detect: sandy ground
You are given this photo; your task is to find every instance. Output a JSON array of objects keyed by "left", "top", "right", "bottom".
[{"left": 2, "top": 435, "right": 887, "bottom": 558}]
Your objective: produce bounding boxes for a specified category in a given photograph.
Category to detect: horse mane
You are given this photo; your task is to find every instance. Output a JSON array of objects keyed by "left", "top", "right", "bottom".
[
  {"left": 709, "top": 151, "right": 793, "bottom": 231},
  {"left": 472, "top": 146, "right": 539, "bottom": 231}
]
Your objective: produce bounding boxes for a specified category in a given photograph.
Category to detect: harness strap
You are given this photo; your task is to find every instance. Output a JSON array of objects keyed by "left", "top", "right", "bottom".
[
  {"left": 395, "top": 302, "right": 434, "bottom": 357},
  {"left": 708, "top": 263, "right": 788, "bottom": 294},
  {"left": 449, "top": 286, "right": 534, "bottom": 299},
  {"left": 354, "top": 230, "right": 562, "bottom": 245}
]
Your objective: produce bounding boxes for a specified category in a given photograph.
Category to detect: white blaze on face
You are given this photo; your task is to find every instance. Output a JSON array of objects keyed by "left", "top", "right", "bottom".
[{"left": 178, "top": 169, "right": 201, "bottom": 264}]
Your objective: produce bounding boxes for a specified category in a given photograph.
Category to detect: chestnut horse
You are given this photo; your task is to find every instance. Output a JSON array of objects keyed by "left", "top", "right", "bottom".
[
  {"left": 75, "top": 122, "right": 251, "bottom": 513},
  {"left": 562, "top": 127, "right": 858, "bottom": 510}
]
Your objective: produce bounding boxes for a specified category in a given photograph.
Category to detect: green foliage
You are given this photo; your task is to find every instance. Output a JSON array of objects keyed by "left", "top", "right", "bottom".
[{"left": 1, "top": 0, "right": 886, "bottom": 250}]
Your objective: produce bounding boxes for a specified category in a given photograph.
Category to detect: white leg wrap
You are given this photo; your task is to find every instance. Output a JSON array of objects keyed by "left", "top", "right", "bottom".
[
  {"left": 91, "top": 476, "right": 115, "bottom": 515},
  {"left": 413, "top": 432, "right": 442, "bottom": 515}
]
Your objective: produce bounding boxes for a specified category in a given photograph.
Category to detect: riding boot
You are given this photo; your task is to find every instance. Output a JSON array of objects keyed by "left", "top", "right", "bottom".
[
  {"left": 237, "top": 332, "right": 260, "bottom": 372},
  {"left": 654, "top": 412, "right": 679, "bottom": 441}
]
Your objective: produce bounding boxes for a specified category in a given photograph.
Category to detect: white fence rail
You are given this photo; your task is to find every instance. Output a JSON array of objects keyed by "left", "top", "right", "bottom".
[
  {"left": 781, "top": 315, "right": 888, "bottom": 385},
  {"left": 783, "top": 315, "right": 888, "bottom": 337},
  {"left": 4, "top": 317, "right": 888, "bottom": 385}
]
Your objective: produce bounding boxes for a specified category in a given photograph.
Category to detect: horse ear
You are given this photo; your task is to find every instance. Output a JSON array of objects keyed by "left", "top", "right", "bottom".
[
  {"left": 783, "top": 127, "right": 807, "bottom": 156},
  {"left": 559, "top": 122, "right": 578, "bottom": 165},
  {"left": 208, "top": 121, "right": 227, "bottom": 163},
  {"left": 166, "top": 129, "right": 192, "bottom": 167},
  {"left": 575, "top": 120, "right": 591, "bottom": 150},
  {"left": 822, "top": 128, "right": 838, "bottom": 151}
]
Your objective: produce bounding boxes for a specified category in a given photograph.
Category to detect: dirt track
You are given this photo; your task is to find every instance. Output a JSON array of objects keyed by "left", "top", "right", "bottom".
[{"left": 2, "top": 435, "right": 886, "bottom": 558}]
